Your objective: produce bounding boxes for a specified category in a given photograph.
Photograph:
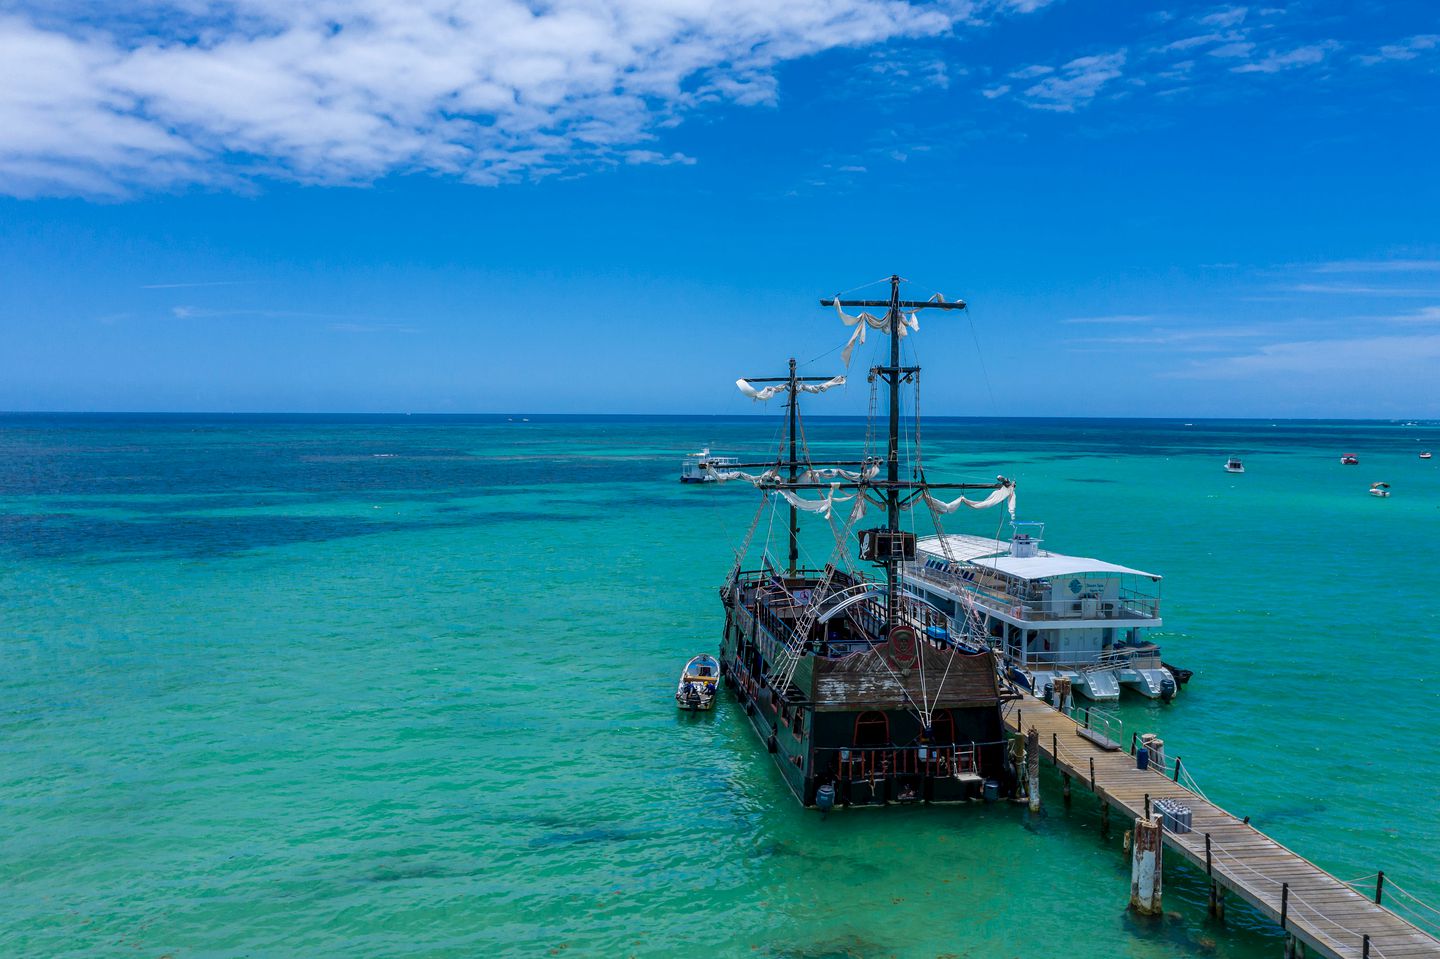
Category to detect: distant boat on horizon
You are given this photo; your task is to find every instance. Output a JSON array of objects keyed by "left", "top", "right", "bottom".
[{"left": 1341, "top": 453, "right": 1359, "bottom": 465}]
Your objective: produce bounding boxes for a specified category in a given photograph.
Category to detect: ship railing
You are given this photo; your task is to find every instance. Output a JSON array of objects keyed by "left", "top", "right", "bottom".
[
  {"left": 905, "top": 566, "right": 1160, "bottom": 622},
  {"left": 1013, "top": 647, "right": 1164, "bottom": 673},
  {"left": 821, "top": 741, "right": 1008, "bottom": 782}
]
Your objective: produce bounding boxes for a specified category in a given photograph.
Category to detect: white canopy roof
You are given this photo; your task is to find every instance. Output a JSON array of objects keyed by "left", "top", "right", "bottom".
[
  {"left": 917, "top": 534, "right": 1159, "bottom": 581},
  {"left": 916, "top": 534, "right": 1010, "bottom": 563},
  {"left": 971, "top": 554, "right": 1160, "bottom": 582}
]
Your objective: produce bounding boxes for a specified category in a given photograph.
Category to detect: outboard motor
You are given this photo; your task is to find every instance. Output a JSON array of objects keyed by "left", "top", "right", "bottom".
[{"left": 1159, "top": 675, "right": 1177, "bottom": 702}]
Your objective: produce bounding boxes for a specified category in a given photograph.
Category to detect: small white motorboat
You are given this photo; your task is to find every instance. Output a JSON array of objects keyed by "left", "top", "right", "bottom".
[
  {"left": 676, "top": 654, "right": 721, "bottom": 711},
  {"left": 1223, "top": 456, "right": 1245, "bottom": 473},
  {"left": 1370, "top": 482, "right": 1391, "bottom": 498},
  {"left": 1341, "top": 453, "right": 1359, "bottom": 465},
  {"left": 1421, "top": 451, "right": 1433, "bottom": 460}
]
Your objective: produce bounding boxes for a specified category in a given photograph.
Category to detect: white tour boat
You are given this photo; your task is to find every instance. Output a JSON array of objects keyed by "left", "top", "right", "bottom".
[
  {"left": 679, "top": 447, "right": 739, "bottom": 484},
  {"left": 1224, "top": 456, "right": 1245, "bottom": 473},
  {"left": 902, "top": 522, "right": 1178, "bottom": 702}
]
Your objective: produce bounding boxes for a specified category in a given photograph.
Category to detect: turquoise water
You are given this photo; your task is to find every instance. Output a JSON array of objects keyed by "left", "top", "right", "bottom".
[{"left": 3, "top": 414, "right": 1439, "bottom": 958}]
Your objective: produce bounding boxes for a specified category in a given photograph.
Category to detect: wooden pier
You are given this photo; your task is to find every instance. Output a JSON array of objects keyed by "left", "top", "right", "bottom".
[{"left": 1003, "top": 693, "right": 1440, "bottom": 959}]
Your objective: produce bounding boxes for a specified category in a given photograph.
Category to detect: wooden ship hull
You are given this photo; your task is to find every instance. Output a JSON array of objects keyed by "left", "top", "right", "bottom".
[{"left": 719, "top": 567, "right": 1011, "bottom": 807}]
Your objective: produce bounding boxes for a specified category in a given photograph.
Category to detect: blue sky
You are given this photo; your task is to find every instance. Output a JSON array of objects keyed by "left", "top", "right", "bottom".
[{"left": 2, "top": 0, "right": 1438, "bottom": 417}]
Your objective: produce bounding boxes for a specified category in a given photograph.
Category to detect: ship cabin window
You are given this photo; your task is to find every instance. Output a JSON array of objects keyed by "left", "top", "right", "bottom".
[
  {"left": 853, "top": 711, "right": 889, "bottom": 747},
  {"left": 792, "top": 709, "right": 805, "bottom": 740},
  {"left": 929, "top": 709, "right": 957, "bottom": 745}
]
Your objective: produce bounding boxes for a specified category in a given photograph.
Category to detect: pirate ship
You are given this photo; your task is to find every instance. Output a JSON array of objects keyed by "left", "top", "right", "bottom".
[{"left": 714, "top": 275, "right": 1021, "bottom": 808}]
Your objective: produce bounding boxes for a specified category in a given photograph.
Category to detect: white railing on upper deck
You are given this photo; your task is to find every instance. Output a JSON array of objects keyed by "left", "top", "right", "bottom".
[
  {"left": 905, "top": 564, "right": 1160, "bottom": 623},
  {"left": 1005, "top": 647, "right": 1165, "bottom": 672}
]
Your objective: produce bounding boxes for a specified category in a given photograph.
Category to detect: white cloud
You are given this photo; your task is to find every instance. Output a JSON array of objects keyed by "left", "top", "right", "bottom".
[
  {"left": 1199, "top": 6, "right": 1248, "bottom": 29},
  {"left": 1060, "top": 314, "right": 1156, "bottom": 324},
  {"left": 1385, "top": 306, "right": 1440, "bottom": 324},
  {"left": 980, "top": 84, "right": 1011, "bottom": 99},
  {"left": 1001, "top": 0, "right": 1056, "bottom": 12},
  {"left": 1173, "top": 333, "right": 1440, "bottom": 379},
  {"left": 1357, "top": 34, "right": 1439, "bottom": 65},
  {"left": 1283, "top": 283, "right": 1440, "bottom": 297},
  {"left": 0, "top": 1, "right": 1033, "bottom": 198},
  {"left": 1020, "top": 50, "right": 1127, "bottom": 112},
  {"left": 1232, "top": 42, "right": 1339, "bottom": 74},
  {"left": 1311, "top": 259, "right": 1440, "bottom": 274},
  {"left": 1208, "top": 41, "right": 1256, "bottom": 59}
]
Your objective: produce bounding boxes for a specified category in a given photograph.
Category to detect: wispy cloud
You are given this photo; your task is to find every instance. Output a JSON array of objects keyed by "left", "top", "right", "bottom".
[
  {"left": 141, "top": 280, "right": 253, "bottom": 290},
  {"left": 1357, "top": 34, "right": 1440, "bottom": 66},
  {"left": 621, "top": 151, "right": 695, "bottom": 167},
  {"left": 328, "top": 323, "right": 419, "bottom": 334},
  {"left": 1310, "top": 259, "right": 1440, "bottom": 274},
  {"left": 1061, "top": 314, "right": 1156, "bottom": 325},
  {"left": 1199, "top": 7, "right": 1249, "bottom": 29},
  {"left": 1019, "top": 51, "right": 1127, "bottom": 112},
  {"left": 1232, "top": 42, "right": 1340, "bottom": 74},
  {"left": 1282, "top": 283, "right": 1440, "bottom": 297},
  {"left": 1172, "top": 333, "right": 1440, "bottom": 379},
  {"left": 172, "top": 306, "right": 356, "bottom": 320}
]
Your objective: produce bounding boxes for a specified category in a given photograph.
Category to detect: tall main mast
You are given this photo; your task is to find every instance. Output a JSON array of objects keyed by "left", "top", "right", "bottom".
[
  {"left": 824, "top": 274, "right": 972, "bottom": 628},
  {"left": 788, "top": 357, "right": 799, "bottom": 576}
]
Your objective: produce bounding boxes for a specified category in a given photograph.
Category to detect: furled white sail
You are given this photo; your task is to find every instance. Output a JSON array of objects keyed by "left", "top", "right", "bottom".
[
  {"left": 921, "top": 482, "right": 1017, "bottom": 519},
  {"left": 833, "top": 296, "right": 948, "bottom": 365},
  {"left": 705, "top": 466, "right": 781, "bottom": 486},
  {"left": 735, "top": 379, "right": 787, "bottom": 401},
  {"left": 735, "top": 375, "right": 846, "bottom": 401},
  {"left": 797, "top": 374, "right": 846, "bottom": 394},
  {"left": 801, "top": 462, "right": 880, "bottom": 483},
  {"left": 776, "top": 484, "right": 853, "bottom": 520}
]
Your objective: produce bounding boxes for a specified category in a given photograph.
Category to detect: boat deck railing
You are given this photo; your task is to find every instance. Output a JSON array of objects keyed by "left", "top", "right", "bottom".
[
  {"left": 820, "top": 741, "right": 1007, "bottom": 783},
  {"left": 1013, "top": 647, "right": 1165, "bottom": 673},
  {"left": 907, "top": 565, "right": 1161, "bottom": 623}
]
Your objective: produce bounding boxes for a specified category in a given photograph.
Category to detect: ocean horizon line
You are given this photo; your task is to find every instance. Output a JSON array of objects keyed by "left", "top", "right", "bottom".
[{"left": 1, "top": 410, "right": 1437, "bottom": 425}]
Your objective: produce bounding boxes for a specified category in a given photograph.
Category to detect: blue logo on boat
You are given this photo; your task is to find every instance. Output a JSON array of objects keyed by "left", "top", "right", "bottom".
[{"left": 1069, "top": 578, "right": 1082, "bottom": 595}]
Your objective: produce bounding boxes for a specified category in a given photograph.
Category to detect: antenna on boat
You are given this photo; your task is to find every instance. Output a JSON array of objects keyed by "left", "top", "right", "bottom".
[{"left": 822, "top": 274, "right": 971, "bottom": 629}]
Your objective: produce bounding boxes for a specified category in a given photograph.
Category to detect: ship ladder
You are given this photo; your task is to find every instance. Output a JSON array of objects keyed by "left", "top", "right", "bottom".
[{"left": 765, "top": 563, "right": 838, "bottom": 696}]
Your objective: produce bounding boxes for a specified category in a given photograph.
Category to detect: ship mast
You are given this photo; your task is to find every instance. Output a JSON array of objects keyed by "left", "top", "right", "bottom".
[
  {"left": 824, "top": 274, "right": 972, "bottom": 628},
  {"left": 788, "top": 358, "right": 799, "bottom": 575},
  {"left": 728, "top": 360, "right": 855, "bottom": 576}
]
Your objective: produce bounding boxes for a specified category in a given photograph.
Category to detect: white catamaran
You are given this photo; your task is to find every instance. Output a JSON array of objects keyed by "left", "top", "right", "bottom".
[{"left": 902, "top": 522, "right": 1180, "bottom": 702}]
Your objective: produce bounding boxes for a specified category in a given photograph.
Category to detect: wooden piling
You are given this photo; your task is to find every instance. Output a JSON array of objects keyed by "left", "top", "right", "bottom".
[
  {"left": 1026, "top": 727, "right": 1041, "bottom": 813},
  {"left": 1130, "top": 816, "right": 1163, "bottom": 915},
  {"left": 1062, "top": 772, "right": 1071, "bottom": 807}
]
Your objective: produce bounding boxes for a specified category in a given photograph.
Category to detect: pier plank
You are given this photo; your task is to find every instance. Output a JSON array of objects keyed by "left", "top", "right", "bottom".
[{"left": 1003, "top": 694, "right": 1440, "bottom": 959}]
